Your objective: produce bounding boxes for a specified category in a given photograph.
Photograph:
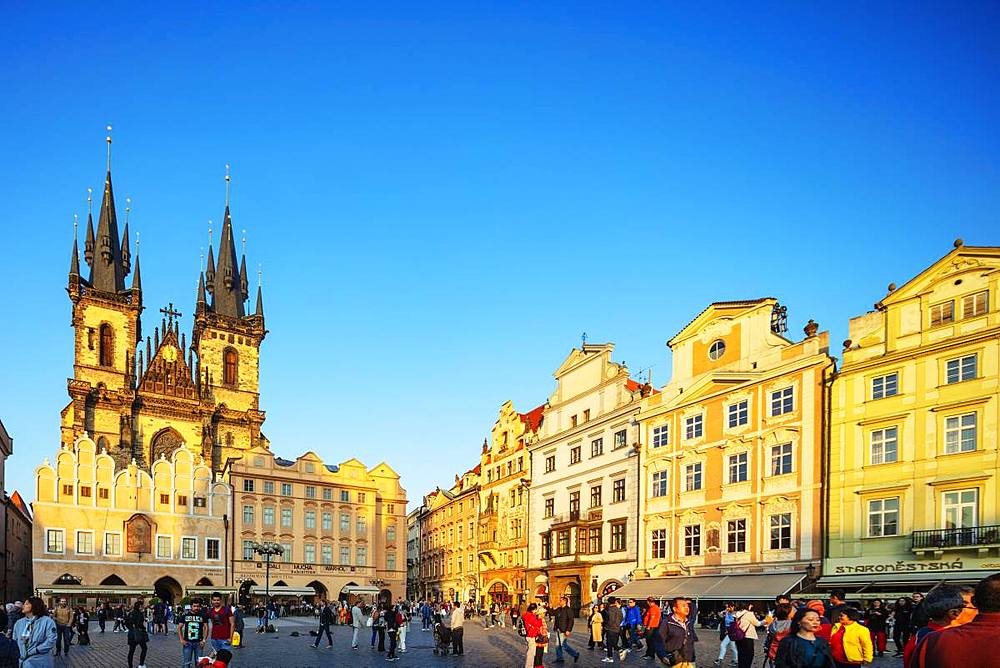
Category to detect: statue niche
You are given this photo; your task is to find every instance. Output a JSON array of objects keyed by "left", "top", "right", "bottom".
[{"left": 149, "top": 428, "right": 185, "bottom": 464}]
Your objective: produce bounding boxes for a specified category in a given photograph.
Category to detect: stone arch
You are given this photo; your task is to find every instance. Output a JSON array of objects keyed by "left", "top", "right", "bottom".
[
  {"left": 54, "top": 573, "right": 81, "bottom": 585},
  {"left": 378, "top": 588, "right": 392, "bottom": 605},
  {"left": 238, "top": 579, "right": 257, "bottom": 607},
  {"left": 196, "top": 577, "right": 214, "bottom": 586},
  {"left": 307, "top": 580, "right": 327, "bottom": 603},
  {"left": 154, "top": 575, "right": 182, "bottom": 604},
  {"left": 339, "top": 582, "right": 358, "bottom": 603},
  {"left": 273, "top": 580, "right": 288, "bottom": 587},
  {"left": 101, "top": 574, "right": 126, "bottom": 586},
  {"left": 150, "top": 427, "right": 185, "bottom": 464}
]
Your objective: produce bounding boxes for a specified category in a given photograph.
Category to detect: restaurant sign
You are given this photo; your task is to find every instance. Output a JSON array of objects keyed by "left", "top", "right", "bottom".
[{"left": 828, "top": 556, "right": 1000, "bottom": 575}]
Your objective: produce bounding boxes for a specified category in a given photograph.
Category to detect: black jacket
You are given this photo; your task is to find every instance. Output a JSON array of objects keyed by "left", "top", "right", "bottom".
[
  {"left": 554, "top": 606, "right": 575, "bottom": 633},
  {"left": 656, "top": 614, "right": 695, "bottom": 663},
  {"left": 774, "top": 634, "right": 834, "bottom": 668}
]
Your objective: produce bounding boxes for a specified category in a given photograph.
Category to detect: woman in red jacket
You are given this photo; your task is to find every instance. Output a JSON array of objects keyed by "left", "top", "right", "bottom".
[{"left": 522, "top": 603, "right": 548, "bottom": 668}]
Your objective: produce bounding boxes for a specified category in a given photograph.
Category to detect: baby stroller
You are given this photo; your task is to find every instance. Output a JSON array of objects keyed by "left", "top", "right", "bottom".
[{"left": 432, "top": 623, "right": 452, "bottom": 655}]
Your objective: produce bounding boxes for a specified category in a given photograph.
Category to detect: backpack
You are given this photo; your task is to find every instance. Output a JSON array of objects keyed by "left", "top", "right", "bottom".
[
  {"left": 767, "top": 624, "right": 792, "bottom": 660},
  {"left": 727, "top": 612, "right": 748, "bottom": 642},
  {"left": 516, "top": 616, "right": 527, "bottom": 637}
]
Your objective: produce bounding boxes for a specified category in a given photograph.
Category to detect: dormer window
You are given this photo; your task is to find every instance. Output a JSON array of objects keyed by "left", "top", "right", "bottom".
[
  {"left": 930, "top": 300, "right": 954, "bottom": 327},
  {"left": 963, "top": 291, "right": 988, "bottom": 319},
  {"left": 709, "top": 339, "right": 726, "bottom": 360}
]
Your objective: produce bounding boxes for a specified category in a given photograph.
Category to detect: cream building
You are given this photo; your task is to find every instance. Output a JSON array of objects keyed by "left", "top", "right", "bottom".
[
  {"left": 406, "top": 505, "right": 423, "bottom": 601},
  {"left": 33, "top": 435, "right": 231, "bottom": 605},
  {"left": 620, "top": 299, "right": 831, "bottom": 602},
  {"left": 526, "top": 344, "right": 652, "bottom": 614},
  {"left": 824, "top": 243, "right": 1000, "bottom": 594},
  {"left": 419, "top": 468, "right": 480, "bottom": 602},
  {"left": 230, "top": 447, "right": 406, "bottom": 605}
]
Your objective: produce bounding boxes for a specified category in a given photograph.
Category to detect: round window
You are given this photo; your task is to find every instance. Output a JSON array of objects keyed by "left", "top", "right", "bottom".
[{"left": 709, "top": 339, "right": 726, "bottom": 360}]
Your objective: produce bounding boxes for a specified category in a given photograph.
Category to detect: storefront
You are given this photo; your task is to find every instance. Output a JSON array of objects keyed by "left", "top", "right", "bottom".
[{"left": 817, "top": 556, "right": 1000, "bottom": 595}]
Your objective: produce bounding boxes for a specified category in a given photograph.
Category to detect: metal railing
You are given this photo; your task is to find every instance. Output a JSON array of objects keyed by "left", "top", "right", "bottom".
[{"left": 912, "top": 524, "right": 1000, "bottom": 550}]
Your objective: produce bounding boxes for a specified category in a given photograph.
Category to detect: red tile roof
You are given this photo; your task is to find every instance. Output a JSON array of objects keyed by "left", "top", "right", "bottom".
[
  {"left": 519, "top": 404, "right": 546, "bottom": 432},
  {"left": 625, "top": 378, "right": 659, "bottom": 394}
]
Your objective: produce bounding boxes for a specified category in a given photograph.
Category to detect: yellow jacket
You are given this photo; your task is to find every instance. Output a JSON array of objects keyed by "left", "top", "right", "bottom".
[{"left": 832, "top": 621, "right": 873, "bottom": 664}]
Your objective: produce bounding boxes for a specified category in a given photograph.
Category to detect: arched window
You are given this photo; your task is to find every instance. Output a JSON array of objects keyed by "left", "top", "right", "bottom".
[
  {"left": 99, "top": 324, "right": 114, "bottom": 367},
  {"left": 224, "top": 348, "right": 238, "bottom": 385}
]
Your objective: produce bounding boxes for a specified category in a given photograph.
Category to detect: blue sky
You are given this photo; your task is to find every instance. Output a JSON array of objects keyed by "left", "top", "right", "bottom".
[{"left": 1, "top": 2, "right": 998, "bottom": 505}]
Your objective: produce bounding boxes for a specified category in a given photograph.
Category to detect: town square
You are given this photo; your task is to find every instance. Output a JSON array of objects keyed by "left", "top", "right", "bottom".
[{"left": 1, "top": 3, "right": 999, "bottom": 668}]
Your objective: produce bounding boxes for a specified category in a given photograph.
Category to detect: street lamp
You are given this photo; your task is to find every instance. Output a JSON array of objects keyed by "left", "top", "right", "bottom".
[{"left": 252, "top": 541, "right": 284, "bottom": 624}]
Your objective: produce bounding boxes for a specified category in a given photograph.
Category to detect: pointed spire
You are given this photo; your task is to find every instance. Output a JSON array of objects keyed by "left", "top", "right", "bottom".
[
  {"left": 89, "top": 127, "right": 127, "bottom": 293},
  {"left": 205, "top": 222, "right": 216, "bottom": 296},
  {"left": 255, "top": 284, "right": 264, "bottom": 317},
  {"left": 197, "top": 272, "right": 207, "bottom": 309},
  {"left": 131, "top": 252, "right": 142, "bottom": 292},
  {"left": 70, "top": 215, "right": 81, "bottom": 278},
  {"left": 239, "top": 251, "right": 249, "bottom": 301},
  {"left": 120, "top": 198, "right": 132, "bottom": 275},
  {"left": 211, "top": 204, "right": 245, "bottom": 317},
  {"left": 84, "top": 189, "right": 95, "bottom": 267}
]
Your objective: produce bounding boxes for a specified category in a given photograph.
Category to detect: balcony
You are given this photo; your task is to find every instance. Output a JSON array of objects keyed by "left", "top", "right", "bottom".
[{"left": 912, "top": 525, "right": 1000, "bottom": 553}]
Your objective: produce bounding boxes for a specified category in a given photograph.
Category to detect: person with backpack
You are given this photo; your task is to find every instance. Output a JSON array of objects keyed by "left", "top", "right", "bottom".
[
  {"left": 731, "top": 602, "right": 763, "bottom": 668},
  {"left": 311, "top": 601, "right": 334, "bottom": 649},
  {"left": 124, "top": 600, "right": 149, "bottom": 668},
  {"left": 764, "top": 604, "right": 795, "bottom": 667},
  {"left": 602, "top": 597, "right": 623, "bottom": 663},
  {"left": 398, "top": 603, "right": 410, "bottom": 653},
  {"left": 652, "top": 596, "right": 696, "bottom": 668},
  {"left": 715, "top": 602, "right": 738, "bottom": 666},
  {"left": 384, "top": 603, "right": 400, "bottom": 661}
]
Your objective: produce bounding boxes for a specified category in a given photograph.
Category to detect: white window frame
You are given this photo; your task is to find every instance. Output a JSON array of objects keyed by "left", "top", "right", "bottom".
[
  {"left": 769, "top": 513, "right": 793, "bottom": 550},
  {"left": 75, "top": 529, "right": 95, "bottom": 556},
  {"left": 870, "top": 427, "right": 899, "bottom": 465},
  {"left": 930, "top": 300, "right": 955, "bottom": 326},
  {"left": 945, "top": 354, "right": 977, "bottom": 384},
  {"left": 684, "top": 463, "right": 703, "bottom": 492},
  {"left": 709, "top": 339, "right": 726, "bottom": 360},
  {"left": 684, "top": 414, "right": 703, "bottom": 440},
  {"left": 943, "top": 489, "right": 979, "bottom": 529},
  {"left": 180, "top": 535, "right": 198, "bottom": 560},
  {"left": 727, "top": 400, "right": 749, "bottom": 428},
  {"left": 871, "top": 372, "right": 899, "bottom": 400},
  {"left": 155, "top": 534, "right": 173, "bottom": 560},
  {"left": 770, "top": 387, "right": 794, "bottom": 416},
  {"left": 944, "top": 412, "right": 977, "bottom": 454},
  {"left": 867, "top": 497, "right": 899, "bottom": 537},
  {"left": 205, "top": 537, "right": 222, "bottom": 561},
  {"left": 770, "top": 443, "right": 793, "bottom": 476},
  {"left": 651, "top": 471, "right": 668, "bottom": 498},
  {"left": 652, "top": 425, "right": 669, "bottom": 448},
  {"left": 726, "top": 518, "right": 747, "bottom": 553},
  {"left": 962, "top": 290, "right": 988, "bottom": 319},
  {"left": 340, "top": 545, "right": 351, "bottom": 565},
  {"left": 45, "top": 528, "right": 66, "bottom": 555},
  {"left": 683, "top": 524, "right": 701, "bottom": 556},
  {"left": 104, "top": 531, "right": 123, "bottom": 557},
  {"left": 304, "top": 542, "right": 316, "bottom": 564},
  {"left": 305, "top": 509, "right": 317, "bottom": 530},
  {"left": 357, "top": 546, "right": 367, "bottom": 566},
  {"left": 262, "top": 506, "right": 275, "bottom": 527},
  {"left": 728, "top": 452, "right": 749, "bottom": 484},
  {"left": 650, "top": 528, "right": 667, "bottom": 559}
]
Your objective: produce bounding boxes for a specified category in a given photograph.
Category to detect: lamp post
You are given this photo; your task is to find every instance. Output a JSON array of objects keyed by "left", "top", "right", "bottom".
[{"left": 252, "top": 541, "right": 284, "bottom": 624}]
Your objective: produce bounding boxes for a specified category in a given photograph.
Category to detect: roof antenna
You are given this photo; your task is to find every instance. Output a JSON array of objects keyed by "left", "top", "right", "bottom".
[
  {"left": 106, "top": 124, "right": 113, "bottom": 171},
  {"left": 225, "top": 163, "right": 231, "bottom": 207}
]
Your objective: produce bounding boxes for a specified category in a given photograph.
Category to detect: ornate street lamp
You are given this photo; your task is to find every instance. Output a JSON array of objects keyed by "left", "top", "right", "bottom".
[{"left": 252, "top": 541, "right": 284, "bottom": 622}]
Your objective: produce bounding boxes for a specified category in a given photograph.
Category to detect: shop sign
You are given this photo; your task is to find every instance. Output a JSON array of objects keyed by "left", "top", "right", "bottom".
[{"left": 829, "top": 556, "right": 1000, "bottom": 575}]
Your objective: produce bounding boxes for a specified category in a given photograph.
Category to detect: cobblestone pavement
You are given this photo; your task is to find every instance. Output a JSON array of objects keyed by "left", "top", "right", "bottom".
[{"left": 54, "top": 617, "right": 905, "bottom": 668}]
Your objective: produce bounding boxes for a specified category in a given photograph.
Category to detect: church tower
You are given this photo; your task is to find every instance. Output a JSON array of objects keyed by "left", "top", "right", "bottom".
[
  {"left": 65, "top": 127, "right": 143, "bottom": 462},
  {"left": 192, "top": 169, "right": 268, "bottom": 470}
]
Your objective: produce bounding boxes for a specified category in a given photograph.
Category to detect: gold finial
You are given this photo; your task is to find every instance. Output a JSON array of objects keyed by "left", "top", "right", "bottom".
[
  {"left": 106, "top": 124, "right": 112, "bottom": 171},
  {"left": 87, "top": 187, "right": 93, "bottom": 215},
  {"left": 225, "top": 163, "right": 231, "bottom": 207},
  {"left": 125, "top": 197, "right": 131, "bottom": 224}
]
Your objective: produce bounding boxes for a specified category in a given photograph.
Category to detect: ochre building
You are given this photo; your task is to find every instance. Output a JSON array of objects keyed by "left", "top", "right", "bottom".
[
  {"left": 824, "top": 242, "right": 1000, "bottom": 594},
  {"left": 477, "top": 400, "right": 543, "bottom": 607},
  {"left": 621, "top": 299, "right": 832, "bottom": 602},
  {"left": 419, "top": 468, "right": 480, "bottom": 602},
  {"left": 230, "top": 448, "right": 406, "bottom": 605}
]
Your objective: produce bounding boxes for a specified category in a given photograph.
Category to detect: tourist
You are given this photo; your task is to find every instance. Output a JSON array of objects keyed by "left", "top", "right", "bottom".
[
  {"left": 74, "top": 606, "right": 90, "bottom": 646},
  {"left": 113, "top": 605, "right": 126, "bottom": 633},
  {"left": 310, "top": 600, "right": 334, "bottom": 649},
  {"left": 765, "top": 603, "right": 795, "bottom": 666},
  {"left": 178, "top": 599, "right": 208, "bottom": 668},
  {"left": 589, "top": 603, "right": 604, "bottom": 650},
  {"left": 125, "top": 600, "right": 149, "bottom": 668},
  {"left": 903, "top": 585, "right": 975, "bottom": 668},
  {"left": 913, "top": 573, "right": 999, "bottom": 668},
  {"left": 51, "top": 598, "right": 73, "bottom": 657},
  {"left": 372, "top": 603, "right": 387, "bottom": 652},
  {"left": 651, "top": 596, "right": 696, "bottom": 668},
  {"left": 618, "top": 598, "right": 643, "bottom": 660},
  {"left": 827, "top": 591, "right": 849, "bottom": 626},
  {"left": 830, "top": 607, "right": 872, "bottom": 667},
  {"left": 451, "top": 600, "right": 466, "bottom": 655},
  {"left": 863, "top": 600, "right": 888, "bottom": 658},
  {"left": 152, "top": 600, "right": 166, "bottom": 636},
  {"left": 384, "top": 602, "right": 400, "bottom": 662},
  {"left": 206, "top": 593, "right": 234, "bottom": 653},
  {"left": 96, "top": 603, "right": 108, "bottom": 633},
  {"left": 14, "top": 598, "right": 56, "bottom": 667},
  {"left": 891, "top": 597, "right": 913, "bottom": 656},
  {"left": 398, "top": 602, "right": 410, "bottom": 653},
  {"left": 642, "top": 596, "right": 661, "bottom": 659},
  {"left": 774, "top": 607, "right": 835, "bottom": 668},
  {"left": 523, "top": 602, "right": 546, "bottom": 668},
  {"left": 602, "top": 597, "right": 623, "bottom": 663},
  {"left": 805, "top": 601, "right": 832, "bottom": 640},
  {"left": 551, "top": 595, "right": 579, "bottom": 664},
  {"left": 731, "top": 602, "right": 763, "bottom": 668},
  {"left": 715, "top": 602, "right": 738, "bottom": 666}
]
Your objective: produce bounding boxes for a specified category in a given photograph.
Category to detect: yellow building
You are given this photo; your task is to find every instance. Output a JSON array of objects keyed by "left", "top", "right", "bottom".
[
  {"left": 824, "top": 242, "right": 1000, "bottom": 594},
  {"left": 419, "top": 468, "right": 480, "bottom": 602},
  {"left": 620, "top": 299, "right": 832, "bottom": 602},
  {"left": 478, "top": 400, "right": 543, "bottom": 607},
  {"left": 33, "top": 435, "right": 231, "bottom": 605},
  {"left": 230, "top": 448, "right": 406, "bottom": 606}
]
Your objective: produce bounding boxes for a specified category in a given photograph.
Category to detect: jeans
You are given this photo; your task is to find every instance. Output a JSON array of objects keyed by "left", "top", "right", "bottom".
[
  {"left": 314, "top": 623, "right": 332, "bottom": 647},
  {"left": 181, "top": 640, "right": 202, "bottom": 668},
  {"left": 605, "top": 629, "right": 620, "bottom": 659},
  {"left": 55, "top": 625, "right": 72, "bottom": 654},
  {"left": 352, "top": 626, "right": 361, "bottom": 647},
  {"left": 451, "top": 626, "right": 464, "bottom": 654},
  {"left": 554, "top": 631, "right": 579, "bottom": 660},
  {"left": 718, "top": 634, "right": 738, "bottom": 661},
  {"left": 128, "top": 640, "right": 147, "bottom": 668},
  {"left": 210, "top": 638, "right": 229, "bottom": 653},
  {"left": 387, "top": 629, "right": 398, "bottom": 658},
  {"left": 399, "top": 623, "right": 407, "bottom": 651}
]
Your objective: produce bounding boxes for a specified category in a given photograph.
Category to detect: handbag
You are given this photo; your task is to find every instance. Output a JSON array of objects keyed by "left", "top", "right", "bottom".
[{"left": 366, "top": 615, "right": 374, "bottom": 628}]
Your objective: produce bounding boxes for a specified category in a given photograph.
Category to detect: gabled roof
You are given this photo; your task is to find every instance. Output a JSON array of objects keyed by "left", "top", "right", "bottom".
[
  {"left": 9, "top": 491, "right": 31, "bottom": 519},
  {"left": 668, "top": 298, "right": 774, "bottom": 348},
  {"left": 553, "top": 343, "right": 613, "bottom": 378},
  {"left": 518, "top": 404, "right": 546, "bottom": 432},
  {"left": 878, "top": 244, "right": 1000, "bottom": 307}
]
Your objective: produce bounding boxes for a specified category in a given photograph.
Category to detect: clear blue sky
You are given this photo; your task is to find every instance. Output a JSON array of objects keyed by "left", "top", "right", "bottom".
[{"left": 1, "top": 2, "right": 998, "bottom": 506}]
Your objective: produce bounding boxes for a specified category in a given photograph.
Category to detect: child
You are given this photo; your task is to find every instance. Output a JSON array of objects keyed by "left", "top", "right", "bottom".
[{"left": 198, "top": 648, "right": 233, "bottom": 667}]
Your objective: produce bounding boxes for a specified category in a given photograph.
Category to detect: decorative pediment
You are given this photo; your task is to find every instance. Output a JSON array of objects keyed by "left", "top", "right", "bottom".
[
  {"left": 880, "top": 246, "right": 1000, "bottom": 306},
  {"left": 669, "top": 299, "right": 775, "bottom": 347},
  {"left": 138, "top": 317, "right": 198, "bottom": 400}
]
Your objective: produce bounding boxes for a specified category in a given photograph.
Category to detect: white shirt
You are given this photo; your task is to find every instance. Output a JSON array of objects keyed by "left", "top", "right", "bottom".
[
  {"left": 450, "top": 605, "right": 465, "bottom": 629},
  {"left": 735, "top": 610, "right": 761, "bottom": 640}
]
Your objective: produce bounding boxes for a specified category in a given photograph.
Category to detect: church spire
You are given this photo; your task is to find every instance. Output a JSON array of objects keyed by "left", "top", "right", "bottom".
[
  {"left": 89, "top": 126, "right": 129, "bottom": 293},
  {"left": 211, "top": 205, "right": 245, "bottom": 317},
  {"left": 69, "top": 215, "right": 81, "bottom": 278},
  {"left": 120, "top": 198, "right": 132, "bottom": 276},
  {"left": 255, "top": 284, "right": 264, "bottom": 317},
  {"left": 131, "top": 251, "right": 142, "bottom": 292},
  {"left": 205, "top": 222, "right": 216, "bottom": 296},
  {"left": 197, "top": 271, "right": 207, "bottom": 311},
  {"left": 84, "top": 189, "right": 95, "bottom": 267}
]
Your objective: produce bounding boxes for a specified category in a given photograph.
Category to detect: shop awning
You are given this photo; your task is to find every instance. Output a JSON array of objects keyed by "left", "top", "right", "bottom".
[
  {"left": 611, "top": 572, "right": 808, "bottom": 602},
  {"left": 186, "top": 587, "right": 238, "bottom": 596},
  {"left": 816, "top": 571, "right": 993, "bottom": 591},
  {"left": 38, "top": 585, "right": 155, "bottom": 596},
  {"left": 249, "top": 586, "right": 317, "bottom": 596},
  {"left": 341, "top": 585, "right": 380, "bottom": 595}
]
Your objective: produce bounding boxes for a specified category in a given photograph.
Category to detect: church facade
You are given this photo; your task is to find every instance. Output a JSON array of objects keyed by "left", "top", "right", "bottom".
[{"left": 32, "top": 134, "right": 269, "bottom": 603}]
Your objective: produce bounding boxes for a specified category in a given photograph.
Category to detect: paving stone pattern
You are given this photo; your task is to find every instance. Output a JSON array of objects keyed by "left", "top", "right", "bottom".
[{"left": 54, "top": 617, "right": 904, "bottom": 668}]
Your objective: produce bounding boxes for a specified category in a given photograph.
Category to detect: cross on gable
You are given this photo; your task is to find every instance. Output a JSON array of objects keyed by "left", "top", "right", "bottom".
[{"left": 159, "top": 303, "right": 182, "bottom": 323}]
